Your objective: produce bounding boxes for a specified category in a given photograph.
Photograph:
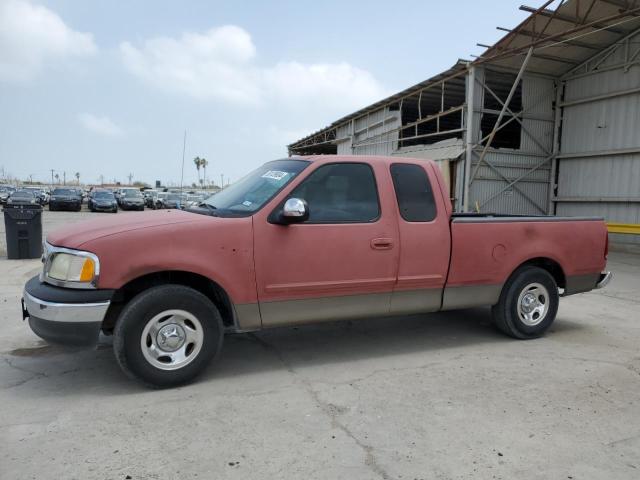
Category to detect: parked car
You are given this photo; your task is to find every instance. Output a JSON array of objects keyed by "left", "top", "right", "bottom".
[
  {"left": 7, "top": 189, "right": 38, "bottom": 206},
  {"left": 22, "top": 187, "right": 47, "bottom": 205},
  {"left": 21, "top": 156, "right": 611, "bottom": 387},
  {"left": 119, "top": 189, "right": 145, "bottom": 211},
  {"left": 154, "top": 192, "right": 169, "bottom": 209},
  {"left": 160, "top": 192, "right": 185, "bottom": 209},
  {"left": 184, "top": 194, "right": 205, "bottom": 209},
  {"left": 143, "top": 190, "right": 159, "bottom": 209},
  {"left": 49, "top": 187, "right": 82, "bottom": 211},
  {"left": 116, "top": 188, "right": 139, "bottom": 207},
  {"left": 0, "top": 185, "right": 16, "bottom": 204},
  {"left": 89, "top": 190, "right": 118, "bottom": 213}
]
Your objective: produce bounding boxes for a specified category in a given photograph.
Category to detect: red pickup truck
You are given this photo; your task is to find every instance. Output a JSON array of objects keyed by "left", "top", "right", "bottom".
[{"left": 22, "top": 156, "right": 611, "bottom": 387}]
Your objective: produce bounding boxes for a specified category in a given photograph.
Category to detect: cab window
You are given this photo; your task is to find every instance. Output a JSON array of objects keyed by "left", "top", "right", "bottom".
[
  {"left": 390, "top": 163, "right": 437, "bottom": 222},
  {"left": 289, "top": 163, "right": 380, "bottom": 223}
]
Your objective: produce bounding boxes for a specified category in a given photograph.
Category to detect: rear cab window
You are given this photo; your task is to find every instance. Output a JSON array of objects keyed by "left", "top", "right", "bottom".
[{"left": 390, "top": 163, "right": 437, "bottom": 222}]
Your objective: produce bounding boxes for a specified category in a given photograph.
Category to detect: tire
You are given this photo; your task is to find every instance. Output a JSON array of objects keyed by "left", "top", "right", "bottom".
[
  {"left": 113, "top": 285, "right": 224, "bottom": 388},
  {"left": 491, "top": 266, "right": 559, "bottom": 339}
]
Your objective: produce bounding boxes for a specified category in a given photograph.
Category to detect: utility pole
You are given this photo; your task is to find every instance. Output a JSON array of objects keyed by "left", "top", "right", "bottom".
[
  {"left": 50, "top": 169, "right": 55, "bottom": 187},
  {"left": 220, "top": 174, "right": 224, "bottom": 189},
  {"left": 99, "top": 174, "right": 104, "bottom": 186},
  {"left": 63, "top": 171, "right": 66, "bottom": 185},
  {"left": 180, "top": 130, "right": 187, "bottom": 194},
  {"left": 128, "top": 173, "right": 133, "bottom": 185}
]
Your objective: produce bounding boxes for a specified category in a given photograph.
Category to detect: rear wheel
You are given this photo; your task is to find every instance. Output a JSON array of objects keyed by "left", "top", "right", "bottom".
[
  {"left": 491, "top": 266, "right": 559, "bottom": 339},
  {"left": 113, "top": 285, "right": 224, "bottom": 387}
]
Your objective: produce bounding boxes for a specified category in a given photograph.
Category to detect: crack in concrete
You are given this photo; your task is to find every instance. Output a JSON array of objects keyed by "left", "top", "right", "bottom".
[
  {"left": 1, "top": 356, "right": 86, "bottom": 389},
  {"left": 2, "top": 356, "right": 47, "bottom": 388},
  {"left": 248, "top": 333, "right": 391, "bottom": 480},
  {"left": 591, "top": 291, "right": 640, "bottom": 306}
]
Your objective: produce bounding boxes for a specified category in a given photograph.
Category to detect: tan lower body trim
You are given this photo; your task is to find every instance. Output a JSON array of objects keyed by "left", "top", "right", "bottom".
[
  {"left": 441, "top": 284, "right": 503, "bottom": 310},
  {"left": 389, "top": 288, "right": 443, "bottom": 315},
  {"left": 244, "top": 285, "right": 505, "bottom": 330},
  {"left": 260, "top": 292, "right": 392, "bottom": 328},
  {"left": 233, "top": 303, "right": 262, "bottom": 331}
]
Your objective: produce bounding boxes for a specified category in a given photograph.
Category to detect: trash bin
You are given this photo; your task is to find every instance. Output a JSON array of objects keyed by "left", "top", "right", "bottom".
[{"left": 3, "top": 204, "right": 43, "bottom": 259}]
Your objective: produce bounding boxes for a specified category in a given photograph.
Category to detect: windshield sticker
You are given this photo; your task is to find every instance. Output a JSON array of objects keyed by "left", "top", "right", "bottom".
[
  {"left": 242, "top": 200, "right": 253, "bottom": 207},
  {"left": 261, "top": 170, "right": 289, "bottom": 181}
]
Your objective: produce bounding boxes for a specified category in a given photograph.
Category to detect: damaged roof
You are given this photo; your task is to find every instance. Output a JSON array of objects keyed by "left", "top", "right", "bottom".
[{"left": 289, "top": 0, "right": 640, "bottom": 152}]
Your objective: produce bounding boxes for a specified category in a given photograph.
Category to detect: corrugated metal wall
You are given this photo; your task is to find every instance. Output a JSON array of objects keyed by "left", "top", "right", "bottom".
[
  {"left": 468, "top": 70, "right": 555, "bottom": 214},
  {"left": 556, "top": 29, "right": 640, "bottom": 245},
  {"left": 335, "top": 106, "right": 401, "bottom": 156}
]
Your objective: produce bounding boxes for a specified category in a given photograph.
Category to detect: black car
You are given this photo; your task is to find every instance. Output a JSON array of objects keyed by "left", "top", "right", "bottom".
[
  {"left": 89, "top": 190, "right": 118, "bottom": 213},
  {"left": 119, "top": 189, "right": 145, "bottom": 211},
  {"left": 49, "top": 188, "right": 82, "bottom": 211},
  {"left": 6, "top": 189, "right": 39, "bottom": 206}
]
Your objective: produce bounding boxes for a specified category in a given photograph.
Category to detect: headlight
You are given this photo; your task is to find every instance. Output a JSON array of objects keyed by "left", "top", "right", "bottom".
[{"left": 42, "top": 244, "right": 99, "bottom": 289}]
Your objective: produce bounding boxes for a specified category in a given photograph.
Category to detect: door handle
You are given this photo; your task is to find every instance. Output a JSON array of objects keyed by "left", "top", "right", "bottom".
[{"left": 371, "top": 237, "right": 394, "bottom": 250}]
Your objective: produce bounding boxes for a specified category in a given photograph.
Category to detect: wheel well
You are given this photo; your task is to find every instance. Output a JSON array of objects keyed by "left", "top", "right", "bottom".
[
  {"left": 102, "top": 271, "right": 236, "bottom": 333},
  {"left": 516, "top": 257, "right": 566, "bottom": 289}
]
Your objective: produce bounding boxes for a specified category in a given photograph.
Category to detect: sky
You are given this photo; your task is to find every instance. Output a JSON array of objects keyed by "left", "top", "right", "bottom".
[{"left": 0, "top": 0, "right": 533, "bottom": 187}]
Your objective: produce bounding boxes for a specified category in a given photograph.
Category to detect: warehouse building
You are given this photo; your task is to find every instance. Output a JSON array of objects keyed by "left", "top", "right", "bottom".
[{"left": 288, "top": 0, "right": 640, "bottom": 245}]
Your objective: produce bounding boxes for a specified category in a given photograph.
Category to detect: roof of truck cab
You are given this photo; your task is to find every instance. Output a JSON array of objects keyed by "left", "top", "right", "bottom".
[{"left": 293, "top": 154, "right": 437, "bottom": 167}]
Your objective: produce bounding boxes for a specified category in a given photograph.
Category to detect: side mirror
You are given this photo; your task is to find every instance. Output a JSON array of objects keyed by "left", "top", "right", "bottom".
[{"left": 270, "top": 198, "right": 309, "bottom": 225}]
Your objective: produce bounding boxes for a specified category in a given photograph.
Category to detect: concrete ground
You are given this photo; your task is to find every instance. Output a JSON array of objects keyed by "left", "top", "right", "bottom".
[{"left": 1, "top": 209, "right": 639, "bottom": 480}]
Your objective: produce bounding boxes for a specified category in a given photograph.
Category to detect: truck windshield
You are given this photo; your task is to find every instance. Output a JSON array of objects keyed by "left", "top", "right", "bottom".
[{"left": 202, "top": 159, "right": 310, "bottom": 217}]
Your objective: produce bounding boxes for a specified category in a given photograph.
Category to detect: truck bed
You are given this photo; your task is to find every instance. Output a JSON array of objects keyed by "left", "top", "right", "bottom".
[{"left": 441, "top": 214, "right": 608, "bottom": 311}]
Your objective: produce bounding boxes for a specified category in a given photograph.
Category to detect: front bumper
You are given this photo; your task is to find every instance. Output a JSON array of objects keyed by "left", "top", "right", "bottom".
[
  {"left": 121, "top": 202, "right": 144, "bottom": 210},
  {"left": 22, "top": 275, "right": 114, "bottom": 346},
  {"left": 94, "top": 203, "right": 116, "bottom": 211},
  {"left": 51, "top": 200, "right": 80, "bottom": 210}
]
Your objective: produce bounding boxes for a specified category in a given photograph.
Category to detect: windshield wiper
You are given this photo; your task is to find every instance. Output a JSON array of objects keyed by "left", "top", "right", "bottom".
[{"left": 188, "top": 202, "right": 219, "bottom": 217}]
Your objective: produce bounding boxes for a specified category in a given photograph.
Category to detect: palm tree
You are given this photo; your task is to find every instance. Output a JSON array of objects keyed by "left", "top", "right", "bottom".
[
  {"left": 200, "top": 158, "right": 208, "bottom": 188},
  {"left": 54, "top": 173, "right": 59, "bottom": 184},
  {"left": 193, "top": 157, "right": 202, "bottom": 185},
  {"left": 75, "top": 172, "right": 80, "bottom": 185}
]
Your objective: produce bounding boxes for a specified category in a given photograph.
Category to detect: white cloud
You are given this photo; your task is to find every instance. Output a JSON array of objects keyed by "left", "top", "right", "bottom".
[
  {"left": 120, "top": 26, "right": 260, "bottom": 104},
  {"left": 78, "top": 113, "right": 124, "bottom": 137},
  {"left": 0, "top": 0, "right": 97, "bottom": 82},
  {"left": 120, "top": 25, "right": 387, "bottom": 111}
]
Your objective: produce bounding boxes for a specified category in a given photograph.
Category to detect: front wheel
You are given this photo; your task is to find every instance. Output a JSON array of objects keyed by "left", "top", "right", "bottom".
[
  {"left": 113, "top": 285, "right": 224, "bottom": 387},
  {"left": 491, "top": 266, "right": 559, "bottom": 339}
]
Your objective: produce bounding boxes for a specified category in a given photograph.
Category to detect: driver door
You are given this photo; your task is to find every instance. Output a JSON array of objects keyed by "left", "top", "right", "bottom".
[{"left": 252, "top": 161, "right": 399, "bottom": 327}]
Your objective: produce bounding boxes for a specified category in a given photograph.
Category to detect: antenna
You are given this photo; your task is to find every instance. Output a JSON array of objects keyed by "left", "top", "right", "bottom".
[{"left": 180, "top": 130, "right": 187, "bottom": 194}]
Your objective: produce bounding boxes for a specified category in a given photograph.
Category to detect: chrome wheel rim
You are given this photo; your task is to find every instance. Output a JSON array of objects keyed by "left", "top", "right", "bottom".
[
  {"left": 517, "top": 282, "right": 549, "bottom": 326},
  {"left": 140, "top": 309, "right": 204, "bottom": 371}
]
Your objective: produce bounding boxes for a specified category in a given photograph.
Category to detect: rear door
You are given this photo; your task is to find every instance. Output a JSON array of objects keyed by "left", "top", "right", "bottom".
[
  {"left": 252, "top": 161, "right": 400, "bottom": 327},
  {"left": 388, "top": 162, "right": 451, "bottom": 314}
]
